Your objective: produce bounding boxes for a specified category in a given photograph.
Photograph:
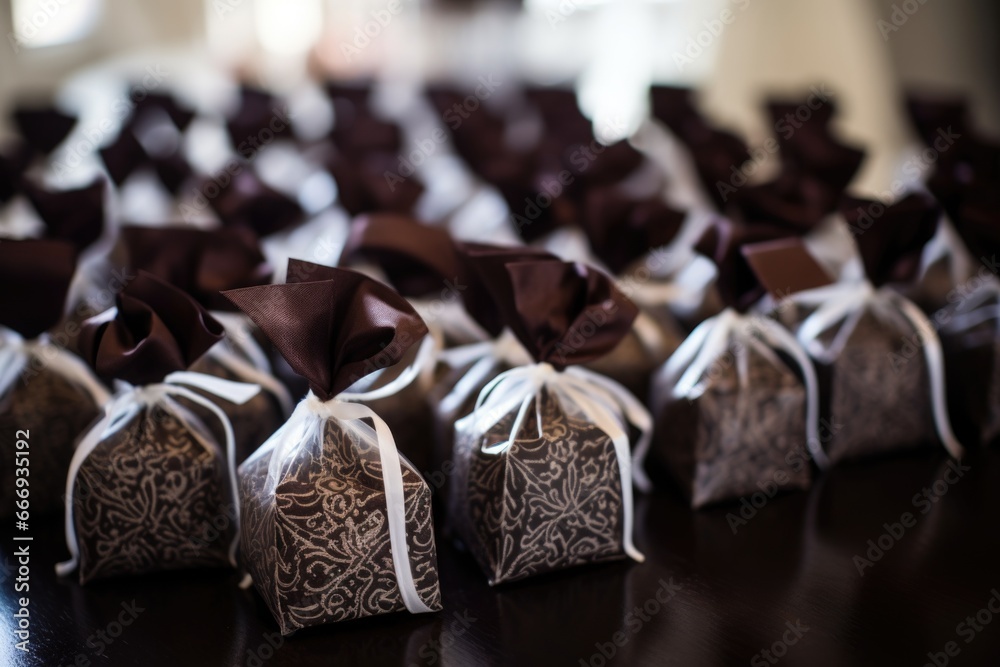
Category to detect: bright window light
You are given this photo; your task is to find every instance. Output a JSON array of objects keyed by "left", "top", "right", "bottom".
[
  {"left": 10, "top": 0, "right": 103, "bottom": 50},
  {"left": 254, "top": 0, "right": 323, "bottom": 56}
]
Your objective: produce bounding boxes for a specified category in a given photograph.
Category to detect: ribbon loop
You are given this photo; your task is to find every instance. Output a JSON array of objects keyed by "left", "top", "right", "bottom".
[
  {"left": 57, "top": 373, "right": 259, "bottom": 577},
  {"left": 468, "top": 363, "right": 647, "bottom": 562},
  {"left": 660, "top": 308, "right": 827, "bottom": 467},
  {"left": 0, "top": 327, "right": 110, "bottom": 406},
  {"left": 792, "top": 281, "right": 964, "bottom": 460}
]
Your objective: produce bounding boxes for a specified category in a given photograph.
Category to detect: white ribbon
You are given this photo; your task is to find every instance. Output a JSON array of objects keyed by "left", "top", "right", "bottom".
[
  {"left": 661, "top": 308, "right": 829, "bottom": 468},
  {"left": 412, "top": 298, "right": 490, "bottom": 348},
  {"left": 436, "top": 329, "right": 533, "bottom": 417},
  {"left": 339, "top": 333, "right": 439, "bottom": 402},
  {"left": 0, "top": 328, "right": 110, "bottom": 406},
  {"left": 240, "top": 391, "right": 433, "bottom": 614},
  {"left": 792, "top": 280, "right": 964, "bottom": 460},
  {"left": 919, "top": 215, "right": 975, "bottom": 289},
  {"left": 939, "top": 276, "right": 1000, "bottom": 336},
  {"left": 238, "top": 339, "right": 435, "bottom": 614},
  {"left": 467, "top": 362, "right": 649, "bottom": 563},
  {"left": 207, "top": 311, "right": 295, "bottom": 417},
  {"left": 57, "top": 372, "right": 260, "bottom": 577}
]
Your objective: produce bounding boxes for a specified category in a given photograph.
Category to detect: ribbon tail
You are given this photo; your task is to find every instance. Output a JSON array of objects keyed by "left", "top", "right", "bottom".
[
  {"left": 339, "top": 403, "right": 432, "bottom": 614},
  {"left": 162, "top": 385, "right": 244, "bottom": 567},
  {"left": 566, "top": 366, "right": 654, "bottom": 492},
  {"left": 758, "top": 318, "right": 830, "bottom": 469},
  {"left": 56, "top": 403, "right": 126, "bottom": 577},
  {"left": 559, "top": 383, "right": 644, "bottom": 563},
  {"left": 894, "top": 296, "right": 965, "bottom": 459}
]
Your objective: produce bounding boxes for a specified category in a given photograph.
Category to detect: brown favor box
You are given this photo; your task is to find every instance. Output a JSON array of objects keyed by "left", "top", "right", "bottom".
[
  {"left": 449, "top": 389, "right": 627, "bottom": 585},
  {"left": 71, "top": 404, "right": 235, "bottom": 583},
  {"left": 69, "top": 271, "right": 238, "bottom": 581},
  {"left": 648, "top": 232, "right": 824, "bottom": 507},
  {"left": 447, "top": 259, "right": 644, "bottom": 584},
  {"left": 0, "top": 239, "right": 104, "bottom": 520},
  {"left": 224, "top": 260, "right": 442, "bottom": 633},
  {"left": 238, "top": 418, "right": 441, "bottom": 634},
  {"left": 650, "top": 337, "right": 813, "bottom": 508},
  {"left": 776, "top": 197, "right": 956, "bottom": 463}
]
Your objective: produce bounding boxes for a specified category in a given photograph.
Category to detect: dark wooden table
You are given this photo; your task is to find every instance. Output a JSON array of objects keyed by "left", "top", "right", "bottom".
[{"left": 3, "top": 447, "right": 999, "bottom": 667}]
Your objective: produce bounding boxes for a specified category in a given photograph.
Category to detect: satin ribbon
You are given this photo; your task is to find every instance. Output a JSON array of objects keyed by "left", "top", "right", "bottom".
[
  {"left": 661, "top": 308, "right": 829, "bottom": 469},
  {"left": 918, "top": 214, "right": 975, "bottom": 289},
  {"left": 57, "top": 372, "right": 261, "bottom": 577},
  {"left": 436, "top": 329, "right": 532, "bottom": 417},
  {"left": 238, "top": 348, "right": 434, "bottom": 615},
  {"left": 466, "top": 362, "right": 649, "bottom": 562},
  {"left": 791, "top": 280, "right": 964, "bottom": 460},
  {"left": 207, "top": 310, "right": 295, "bottom": 417},
  {"left": 412, "top": 298, "right": 489, "bottom": 348},
  {"left": 612, "top": 214, "right": 716, "bottom": 321},
  {"left": 340, "top": 333, "right": 439, "bottom": 401},
  {"left": 940, "top": 277, "right": 1000, "bottom": 335},
  {"left": 0, "top": 327, "right": 110, "bottom": 406}
]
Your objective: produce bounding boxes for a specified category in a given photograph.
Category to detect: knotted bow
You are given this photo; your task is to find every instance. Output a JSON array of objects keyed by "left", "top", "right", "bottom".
[
  {"left": 239, "top": 368, "right": 434, "bottom": 615},
  {"left": 0, "top": 327, "right": 109, "bottom": 406},
  {"left": 465, "top": 362, "right": 652, "bottom": 562},
  {"left": 791, "top": 280, "right": 963, "bottom": 460},
  {"left": 661, "top": 307, "right": 829, "bottom": 468}
]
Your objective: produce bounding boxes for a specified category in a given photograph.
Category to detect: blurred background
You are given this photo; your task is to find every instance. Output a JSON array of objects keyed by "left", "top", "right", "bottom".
[{"left": 0, "top": 0, "right": 997, "bottom": 195}]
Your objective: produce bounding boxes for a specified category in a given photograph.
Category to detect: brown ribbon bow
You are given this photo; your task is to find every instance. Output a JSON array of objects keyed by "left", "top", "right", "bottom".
[
  {"left": 696, "top": 217, "right": 800, "bottom": 312},
  {"left": 121, "top": 226, "right": 272, "bottom": 311},
  {"left": 0, "top": 238, "right": 77, "bottom": 339},
  {"left": 79, "top": 271, "right": 225, "bottom": 386},
  {"left": 207, "top": 171, "right": 304, "bottom": 237},
  {"left": 582, "top": 188, "right": 686, "bottom": 274},
  {"left": 473, "top": 258, "right": 637, "bottom": 369},
  {"left": 21, "top": 178, "right": 106, "bottom": 251},
  {"left": 455, "top": 242, "right": 558, "bottom": 338},
  {"left": 12, "top": 105, "right": 77, "bottom": 155},
  {"left": 839, "top": 192, "right": 941, "bottom": 287},
  {"left": 223, "top": 259, "right": 428, "bottom": 401},
  {"left": 339, "top": 214, "right": 460, "bottom": 298}
]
